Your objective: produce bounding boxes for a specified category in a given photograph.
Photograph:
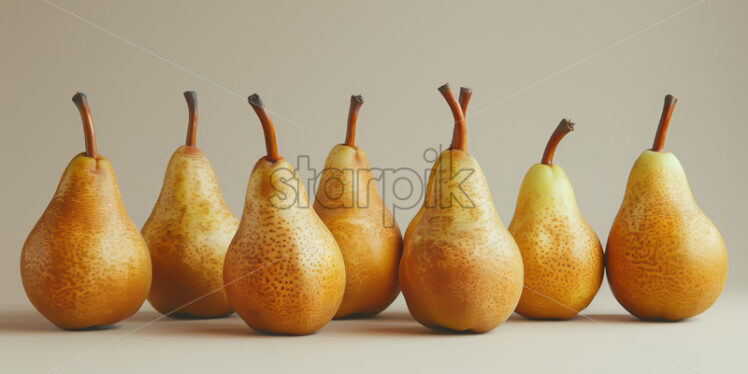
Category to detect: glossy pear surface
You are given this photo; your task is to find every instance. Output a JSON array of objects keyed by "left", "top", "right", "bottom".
[
  {"left": 224, "top": 157, "right": 346, "bottom": 335},
  {"left": 21, "top": 154, "right": 152, "bottom": 329},
  {"left": 314, "top": 144, "right": 402, "bottom": 318},
  {"left": 400, "top": 150, "right": 524, "bottom": 332},
  {"left": 607, "top": 150, "right": 727, "bottom": 320},
  {"left": 508, "top": 164, "right": 603, "bottom": 319},
  {"left": 142, "top": 145, "right": 238, "bottom": 317}
]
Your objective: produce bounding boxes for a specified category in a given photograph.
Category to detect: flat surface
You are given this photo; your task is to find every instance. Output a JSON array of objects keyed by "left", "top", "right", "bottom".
[{"left": 1, "top": 287, "right": 745, "bottom": 373}]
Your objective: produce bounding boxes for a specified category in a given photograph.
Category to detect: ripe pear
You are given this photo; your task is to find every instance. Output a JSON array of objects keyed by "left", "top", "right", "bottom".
[
  {"left": 313, "top": 95, "right": 403, "bottom": 318},
  {"left": 606, "top": 95, "right": 727, "bottom": 321},
  {"left": 141, "top": 92, "right": 238, "bottom": 318},
  {"left": 508, "top": 120, "right": 603, "bottom": 319},
  {"left": 20, "top": 93, "right": 152, "bottom": 329},
  {"left": 223, "top": 94, "right": 346, "bottom": 335},
  {"left": 399, "top": 84, "right": 524, "bottom": 333}
]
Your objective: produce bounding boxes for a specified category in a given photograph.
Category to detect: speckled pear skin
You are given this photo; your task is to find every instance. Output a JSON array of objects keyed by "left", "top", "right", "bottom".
[
  {"left": 399, "top": 150, "right": 524, "bottom": 333},
  {"left": 606, "top": 150, "right": 727, "bottom": 321},
  {"left": 21, "top": 153, "right": 152, "bottom": 329},
  {"left": 141, "top": 145, "right": 238, "bottom": 318},
  {"left": 403, "top": 160, "right": 437, "bottom": 245},
  {"left": 224, "top": 157, "right": 346, "bottom": 335},
  {"left": 313, "top": 144, "right": 402, "bottom": 318},
  {"left": 508, "top": 164, "right": 603, "bottom": 319}
]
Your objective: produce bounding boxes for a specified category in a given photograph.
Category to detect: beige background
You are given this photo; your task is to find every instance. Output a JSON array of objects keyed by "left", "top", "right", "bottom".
[{"left": 1, "top": 0, "right": 746, "bottom": 372}]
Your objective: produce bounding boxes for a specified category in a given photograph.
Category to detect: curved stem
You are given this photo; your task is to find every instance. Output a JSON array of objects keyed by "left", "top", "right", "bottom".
[
  {"left": 72, "top": 92, "right": 98, "bottom": 159},
  {"left": 344, "top": 95, "right": 364, "bottom": 147},
  {"left": 459, "top": 87, "right": 472, "bottom": 116},
  {"left": 541, "top": 119, "right": 574, "bottom": 165},
  {"left": 184, "top": 91, "right": 198, "bottom": 147},
  {"left": 438, "top": 84, "right": 467, "bottom": 152},
  {"left": 652, "top": 94, "right": 677, "bottom": 152},
  {"left": 248, "top": 94, "right": 280, "bottom": 162}
]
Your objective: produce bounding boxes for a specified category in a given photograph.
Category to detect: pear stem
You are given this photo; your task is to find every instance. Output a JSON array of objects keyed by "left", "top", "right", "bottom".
[
  {"left": 652, "top": 94, "right": 678, "bottom": 152},
  {"left": 248, "top": 94, "right": 280, "bottom": 162},
  {"left": 72, "top": 92, "right": 98, "bottom": 159},
  {"left": 344, "top": 95, "right": 364, "bottom": 147},
  {"left": 184, "top": 91, "right": 198, "bottom": 147},
  {"left": 438, "top": 84, "right": 467, "bottom": 152},
  {"left": 459, "top": 87, "right": 472, "bottom": 116},
  {"left": 541, "top": 119, "right": 574, "bottom": 165}
]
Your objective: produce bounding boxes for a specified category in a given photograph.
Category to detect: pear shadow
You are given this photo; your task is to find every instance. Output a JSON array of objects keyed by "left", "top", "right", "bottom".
[
  {"left": 0, "top": 311, "right": 120, "bottom": 333},
  {"left": 124, "top": 310, "right": 164, "bottom": 323},
  {"left": 166, "top": 311, "right": 235, "bottom": 320},
  {"left": 332, "top": 310, "right": 413, "bottom": 322},
  {"left": 506, "top": 312, "right": 651, "bottom": 324},
  {"left": 578, "top": 313, "right": 641, "bottom": 323},
  {"left": 187, "top": 325, "right": 324, "bottom": 338},
  {"left": 582, "top": 314, "right": 696, "bottom": 324},
  {"left": 126, "top": 310, "right": 235, "bottom": 323},
  {"left": 371, "top": 311, "right": 414, "bottom": 322},
  {"left": 343, "top": 323, "right": 498, "bottom": 336}
]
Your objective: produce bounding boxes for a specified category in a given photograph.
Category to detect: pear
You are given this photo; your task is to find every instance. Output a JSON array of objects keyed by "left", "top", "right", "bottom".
[
  {"left": 223, "top": 94, "right": 346, "bottom": 335},
  {"left": 399, "top": 84, "right": 524, "bottom": 333},
  {"left": 606, "top": 95, "right": 727, "bottom": 321},
  {"left": 508, "top": 119, "right": 603, "bottom": 319},
  {"left": 141, "top": 91, "right": 238, "bottom": 318},
  {"left": 20, "top": 93, "right": 152, "bottom": 329},
  {"left": 313, "top": 95, "right": 402, "bottom": 318}
]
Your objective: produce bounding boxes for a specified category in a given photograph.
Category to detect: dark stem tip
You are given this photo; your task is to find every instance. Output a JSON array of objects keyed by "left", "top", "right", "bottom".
[
  {"left": 72, "top": 92, "right": 87, "bottom": 108},
  {"left": 248, "top": 93, "right": 262, "bottom": 108},
  {"left": 183, "top": 90, "right": 197, "bottom": 103},
  {"left": 561, "top": 118, "right": 575, "bottom": 132},
  {"left": 351, "top": 94, "right": 363, "bottom": 104}
]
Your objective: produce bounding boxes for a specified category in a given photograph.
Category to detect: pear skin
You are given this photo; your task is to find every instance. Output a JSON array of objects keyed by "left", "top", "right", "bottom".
[
  {"left": 141, "top": 92, "right": 238, "bottom": 318},
  {"left": 314, "top": 96, "right": 402, "bottom": 318},
  {"left": 508, "top": 120, "right": 603, "bottom": 319},
  {"left": 20, "top": 93, "right": 151, "bottom": 329},
  {"left": 223, "top": 94, "right": 345, "bottom": 335},
  {"left": 400, "top": 85, "right": 524, "bottom": 333},
  {"left": 606, "top": 95, "right": 727, "bottom": 321}
]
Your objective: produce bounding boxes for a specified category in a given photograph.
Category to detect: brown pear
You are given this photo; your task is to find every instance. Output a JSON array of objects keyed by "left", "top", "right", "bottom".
[
  {"left": 223, "top": 94, "right": 346, "bottom": 335},
  {"left": 141, "top": 91, "right": 238, "bottom": 318},
  {"left": 606, "top": 95, "right": 727, "bottom": 321},
  {"left": 313, "top": 95, "right": 402, "bottom": 318},
  {"left": 20, "top": 93, "right": 152, "bottom": 329},
  {"left": 508, "top": 120, "right": 603, "bottom": 319},
  {"left": 399, "top": 85, "right": 524, "bottom": 333}
]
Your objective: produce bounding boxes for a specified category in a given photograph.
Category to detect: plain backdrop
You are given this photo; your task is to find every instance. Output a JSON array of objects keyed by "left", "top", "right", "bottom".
[{"left": 0, "top": 1, "right": 746, "bottom": 373}]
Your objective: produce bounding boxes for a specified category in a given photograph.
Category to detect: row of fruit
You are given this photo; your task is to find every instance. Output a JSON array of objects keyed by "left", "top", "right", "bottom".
[{"left": 20, "top": 84, "right": 727, "bottom": 334}]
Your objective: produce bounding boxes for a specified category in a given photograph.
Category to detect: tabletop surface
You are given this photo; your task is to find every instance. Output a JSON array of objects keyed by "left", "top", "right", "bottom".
[{"left": 1, "top": 287, "right": 744, "bottom": 374}]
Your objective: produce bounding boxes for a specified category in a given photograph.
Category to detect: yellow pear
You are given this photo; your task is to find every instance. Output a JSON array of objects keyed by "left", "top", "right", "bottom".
[
  {"left": 313, "top": 95, "right": 402, "bottom": 318},
  {"left": 399, "top": 84, "right": 524, "bottom": 333},
  {"left": 141, "top": 91, "right": 238, "bottom": 318},
  {"left": 607, "top": 95, "right": 727, "bottom": 321},
  {"left": 508, "top": 119, "right": 603, "bottom": 319},
  {"left": 223, "top": 94, "right": 346, "bottom": 335},
  {"left": 20, "top": 93, "right": 152, "bottom": 329}
]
